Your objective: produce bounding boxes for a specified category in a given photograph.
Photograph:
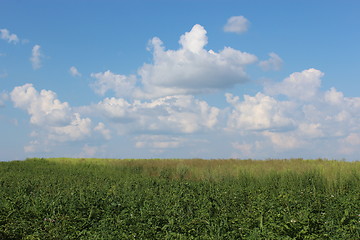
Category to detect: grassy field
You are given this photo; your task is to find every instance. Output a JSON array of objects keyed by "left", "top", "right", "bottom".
[{"left": 0, "top": 158, "right": 359, "bottom": 239}]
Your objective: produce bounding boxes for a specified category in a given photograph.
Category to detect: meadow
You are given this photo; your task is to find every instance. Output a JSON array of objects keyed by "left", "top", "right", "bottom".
[{"left": 0, "top": 158, "right": 359, "bottom": 239}]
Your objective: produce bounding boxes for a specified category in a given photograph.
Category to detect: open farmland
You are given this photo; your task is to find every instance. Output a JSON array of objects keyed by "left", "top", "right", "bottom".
[{"left": 0, "top": 158, "right": 359, "bottom": 239}]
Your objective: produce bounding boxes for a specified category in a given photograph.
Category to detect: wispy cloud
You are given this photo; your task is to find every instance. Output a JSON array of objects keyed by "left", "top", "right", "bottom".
[
  {"left": 30, "top": 45, "right": 43, "bottom": 70},
  {"left": 69, "top": 66, "right": 81, "bottom": 77},
  {"left": 224, "top": 16, "right": 249, "bottom": 34},
  {"left": 0, "top": 29, "right": 19, "bottom": 44}
]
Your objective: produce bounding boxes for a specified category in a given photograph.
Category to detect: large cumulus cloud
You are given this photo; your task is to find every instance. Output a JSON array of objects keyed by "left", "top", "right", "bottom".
[{"left": 91, "top": 24, "right": 258, "bottom": 98}]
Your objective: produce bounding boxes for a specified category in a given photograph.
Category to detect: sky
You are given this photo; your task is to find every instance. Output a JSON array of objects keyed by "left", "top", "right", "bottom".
[{"left": 1, "top": 0, "right": 360, "bottom": 161}]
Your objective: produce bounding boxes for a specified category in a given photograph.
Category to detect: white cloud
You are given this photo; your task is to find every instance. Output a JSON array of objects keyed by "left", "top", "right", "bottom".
[
  {"left": 10, "top": 84, "right": 93, "bottom": 151},
  {"left": 344, "top": 133, "right": 360, "bottom": 146},
  {"left": 324, "top": 87, "right": 345, "bottom": 105},
  {"left": 89, "top": 97, "right": 131, "bottom": 120},
  {"left": 30, "top": 45, "right": 43, "bottom": 70},
  {"left": 259, "top": 52, "right": 283, "bottom": 71},
  {"left": 69, "top": 66, "right": 81, "bottom": 77},
  {"left": 84, "top": 94, "right": 220, "bottom": 135},
  {"left": 298, "top": 123, "right": 323, "bottom": 138},
  {"left": 226, "top": 68, "right": 360, "bottom": 157},
  {"left": 91, "top": 24, "right": 257, "bottom": 98},
  {"left": 224, "top": 16, "right": 249, "bottom": 34},
  {"left": 135, "top": 24, "right": 257, "bottom": 97},
  {"left": 94, "top": 122, "right": 111, "bottom": 140},
  {"left": 91, "top": 70, "right": 136, "bottom": 97},
  {"left": 179, "top": 24, "right": 208, "bottom": 54},
  {"left": 11, "top": 66, "right": 360, "bottom": 159},
  {"left": 338, "top": 133, "right": 360, "bottom": 155},
  {"left": 10, "top": 83, "right": 72, "bottom": 126},
  {"left": 137, "top": 24, "right": 257, "bottom": 98},
  {"left": 265, "top": 68, "right": 323, "bottom": 101},
  {"left": 85, "top": 66, "right": 360, "bottom": 158},
  {"left": 262, "top": 131, "right": 304, "bottom": 150},
  {"left": 226, "top": 92, "right": 295, "bottom": 131},
  {"left": 5, "top": 14, "right": 360, "bottom": 161},
  {"left": 0, "top": 29, "right": 19, "bottom": 44},
  {"left": 48, "top": 113, "right": 92, "bottom": 142}
]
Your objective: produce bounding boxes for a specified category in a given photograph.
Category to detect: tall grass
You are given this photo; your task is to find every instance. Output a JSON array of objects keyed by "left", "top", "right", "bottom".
[{"left": 46, "top": 157, "right": 360, "bottom": 185}]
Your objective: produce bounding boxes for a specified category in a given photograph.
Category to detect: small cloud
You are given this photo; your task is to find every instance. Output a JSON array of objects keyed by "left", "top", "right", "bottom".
[
  {"left": 69, "top": 66, "right": 81, "bottom": 77},
  {"left": 259, "top": 52, "right": 283, "bottom": 71},
  {"left": 224, "top": 16, "right": 249, "bottom": 34},
  {"left": 0, "top": 53, "right": 6, "bottom": 57},
  {"left": 30, "top": 45, "right": 43, "bottom": 70},
  {"left": 0, "top": 29, "right": 19, "bottom": 44}
]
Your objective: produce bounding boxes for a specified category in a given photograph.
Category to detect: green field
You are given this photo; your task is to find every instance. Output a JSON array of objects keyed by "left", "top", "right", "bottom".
[{"left": 0, "top": 158, "right": 359, "bottom": 239}]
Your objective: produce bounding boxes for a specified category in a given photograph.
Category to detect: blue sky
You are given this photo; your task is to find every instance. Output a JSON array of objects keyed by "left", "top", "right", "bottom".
[{"left": 1, "top": 0, "right": 360, "bottom": 161}]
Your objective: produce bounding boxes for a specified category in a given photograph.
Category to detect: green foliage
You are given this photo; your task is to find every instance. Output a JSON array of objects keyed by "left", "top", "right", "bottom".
[{"left": 0, "top": 158, "right": 359, "bottom": 239}]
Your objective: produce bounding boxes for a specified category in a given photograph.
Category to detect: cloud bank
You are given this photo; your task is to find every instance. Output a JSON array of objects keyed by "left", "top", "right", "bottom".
[{"left": 9, "top": 23, "right": 360, "bottom": 160}]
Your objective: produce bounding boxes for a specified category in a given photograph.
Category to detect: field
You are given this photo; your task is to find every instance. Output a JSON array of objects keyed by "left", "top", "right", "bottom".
[{"left": 0, "top": 158, "right": 360, "bottom": 239}]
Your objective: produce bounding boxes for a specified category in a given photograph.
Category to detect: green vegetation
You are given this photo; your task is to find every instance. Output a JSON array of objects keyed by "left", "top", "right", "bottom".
[{"left": 1, "top": 158, "right": 359, "bottom": 239}]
